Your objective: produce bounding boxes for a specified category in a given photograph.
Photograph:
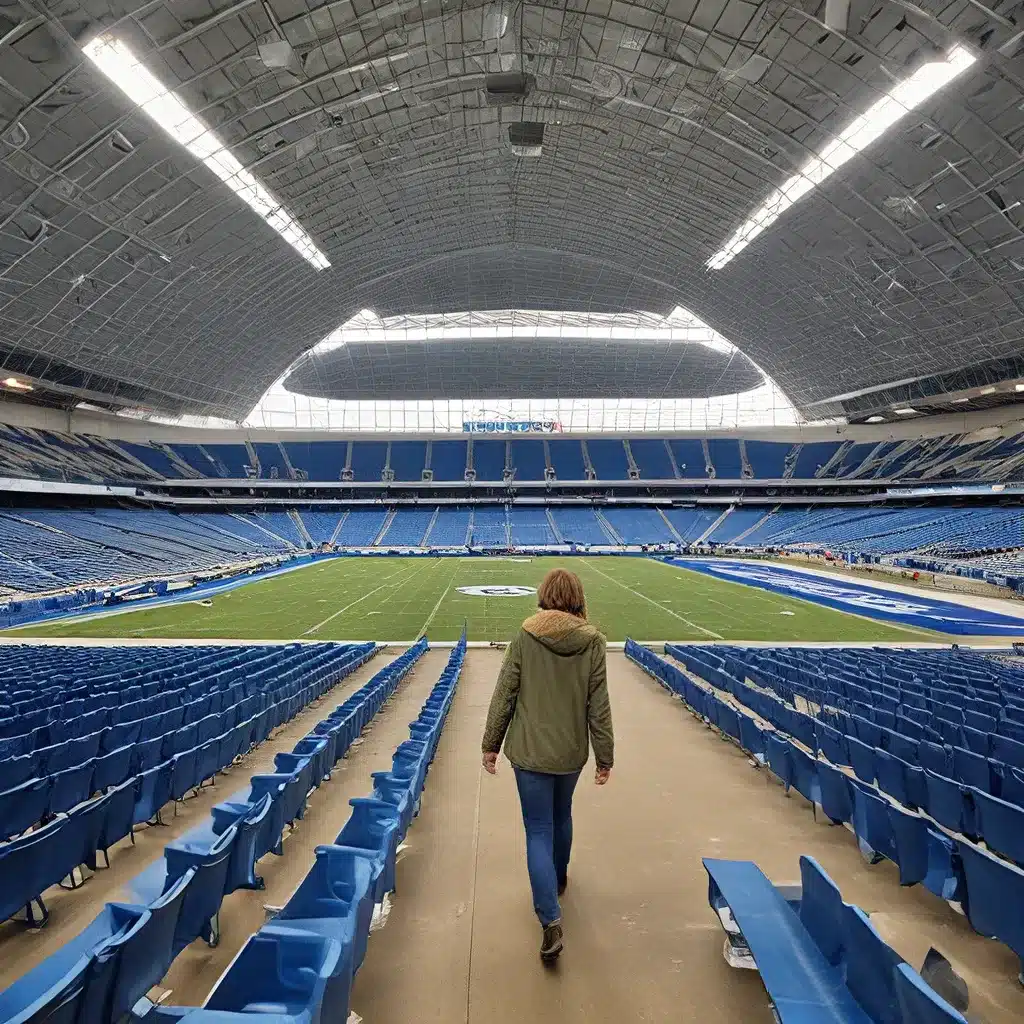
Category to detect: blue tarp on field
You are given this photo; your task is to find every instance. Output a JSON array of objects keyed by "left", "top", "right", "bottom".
[{"left": 664, "top": 558, "right": 1024, "bottom": 636}]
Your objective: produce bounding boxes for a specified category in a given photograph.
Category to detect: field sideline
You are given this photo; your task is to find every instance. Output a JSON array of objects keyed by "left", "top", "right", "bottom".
[{"left": 8, "top": 556, "right": 944, "bottom": 643}]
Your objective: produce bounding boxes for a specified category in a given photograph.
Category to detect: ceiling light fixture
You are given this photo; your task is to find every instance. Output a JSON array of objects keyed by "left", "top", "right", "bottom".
[
  {"left": 83, "top": 34, "right": 330, "bottom": 271},
  {"left": 865, "top": 415, "right": 886, "bottom": 423},
  {"left": 894, "top": 407, "right": 917, "bottom": 415},
  {"left": 706, "top": 44, "right": 976, "bottom": 270},
  {"left": 979, "top": 385, "right": 997, "bottom": 395},
  {"left": 2, "top": 377, "right": 33, "bottom": 391},
  {"left": 1015, "top": 383, "right": 1024, "bottom": 392}
]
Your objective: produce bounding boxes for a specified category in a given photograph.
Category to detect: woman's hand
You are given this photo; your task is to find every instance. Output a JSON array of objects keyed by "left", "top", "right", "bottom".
[
  {"left": 482, "top": 752, "right": 498, "bottom": 775},
  {"left": 595, "top": 767, "right": 611, "bottom": 786}
]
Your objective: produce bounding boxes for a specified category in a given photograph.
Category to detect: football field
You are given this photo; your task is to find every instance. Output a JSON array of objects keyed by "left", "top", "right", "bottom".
[{"left": 8, "top": 556, "right": 944, "bottom": 642}]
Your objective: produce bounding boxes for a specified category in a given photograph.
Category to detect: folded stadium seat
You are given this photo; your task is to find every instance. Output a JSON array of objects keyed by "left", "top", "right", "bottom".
[
  {"left": 997, "top": 764, "right": 1024, "bottom": 807},
  {"left": 886, "top": 801, "right": 960, "bottom": 900},
  {"left": 965, "top": 710, "right": 997, "bottom": 734},
  {"left": 295, "top": 734, "right": 336, "bottom": 782},
  {"left": 959, "top": 725, "right": 991, "bottom": 757},
  {"left": 816, "top": 761, "right": 853, "bottom": 825},
  {"left": 970, "top": 789, "right": 1024, "bottom": 866},
  {"left": 133, "top": 761, "right": 174, "bottom": 827},
  {"left": 202, "top": 925, "right": 345, "bottom": 1024},
  {"left": 97, "top": 778, "right": 138, "bottom": 867},
  {"left": 764, "top": 733, "right": 793, "bottom": 791},
  {"left": 992, "top": 734, "right": 1024, "bottom": 772},
  {"left": 271, "top": 752, "right": 317, "bottom": 818},
  {"left": 874, "top": 749, "right": 915, "bottom": 808},
  {"left": 951, "top": 747, "right": 994, "bottom": 795},
  {"left": 894, "top": 961, "right": 969, "bottom": 1023},
  {"left": 93, "top": 744, "right": 133, "bottom": 793},
  {"left": 127, "top": 825, "right": 237, "bottom": 956},
  {"left": 194, "top": 740, "right": 222, "bottom": 789},
  {"left": 788, "top": 745, "right": 821, "bottom": 807},
  {"left": 851, "top": 715, "right": 883, "bottom": 751},
  {"left": 847, "top": 736, "right": 876, "bottom": 785},
  {"left": 797, "top": 856, "right": 845, "bottom": 967},
  {"left": 737, "top": 715, "right": 765, "bottom": 759},
  {"left": 0, "top": 776, "right": 50, "bottom": 839},
  {"left": 923, "top": 772, "right": 975, "bottom": 836},
  {"left": 170, "top": 748, "right": 202, "bottom": 805},
  {"left": 918, "top": 741, "right": 954, "bottom": 778},
  {"left": 215, "top": 794, "right": 275, "bottom": 893},
  {"left": 815, "top": 722, "right": 849, "bottom": 767},
  {"left": 333, "top": 799, "right": 401, "bottom": 902},
  {"left": 111, "top": 868, "right": 196, "bottom": 1018},
  {"left": 0, "top": 816, "right": 64, "bottom": 925},
  {"left": 274, "top": 844, "right": 376, "bottom": 970},
  {"left": 37, "top": 732, "right": 103, "bottom": 775},
  {"left": 0, "top": 753, "right": 37, "bottom": 794},
  {"left": 958, "top": 841, "right": 1024, "bottom": 982},
  {"left": 850, "top": 780, "right": 899, "bottom": 866},
  {"left": 101, "top": 720, "right": 143, "bottom": 753},
  {"left": 0, "top": 900, "right": 150, "bottom": 1024},
  {"left": 715, "top": 703, "right": 741, "bottom": 743},
  {"left": 842, "top": 903, "right": 904, "bottom": 1024}
]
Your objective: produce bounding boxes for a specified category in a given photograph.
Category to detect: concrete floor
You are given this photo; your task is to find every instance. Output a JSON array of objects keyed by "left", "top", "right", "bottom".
[{"left": 2, "top": 648, "right": 1023, "bottom": 1022}]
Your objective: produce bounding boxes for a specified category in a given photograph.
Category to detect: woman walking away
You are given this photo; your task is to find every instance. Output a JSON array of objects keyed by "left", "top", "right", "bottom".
[{"left": 481, "top": 568, "right": 614, "bottom": 962}]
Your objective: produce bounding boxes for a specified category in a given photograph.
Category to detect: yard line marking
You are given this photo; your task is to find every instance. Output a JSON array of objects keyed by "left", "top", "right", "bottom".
[
  {"left": 418, "top": 574, "right": 455, "bottom": 639},
  {"left": 584, "top": 559, "right": 723, "bottom": 639},
  {"left": 302, "top": 562, "right": 427, "bottom": 636}
]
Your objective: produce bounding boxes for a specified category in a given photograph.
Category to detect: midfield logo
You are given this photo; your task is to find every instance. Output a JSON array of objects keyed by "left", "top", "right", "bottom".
[{"left": 457, "top": 585, "right": 537, "bottom": 598}]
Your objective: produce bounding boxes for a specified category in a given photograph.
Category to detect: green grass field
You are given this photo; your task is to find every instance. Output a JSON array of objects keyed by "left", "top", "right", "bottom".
[{"left": 8, "top": 556, "right": 944, "bottom": 643}]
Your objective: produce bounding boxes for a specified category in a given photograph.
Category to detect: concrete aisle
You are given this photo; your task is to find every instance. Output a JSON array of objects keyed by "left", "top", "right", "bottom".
[{"left": 351, "top": 650, "right": 1024, "bottom": 1024}]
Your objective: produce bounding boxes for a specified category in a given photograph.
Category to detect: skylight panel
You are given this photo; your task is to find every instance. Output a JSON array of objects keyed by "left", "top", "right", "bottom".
[
  {"left": 83, "top": 34, "right": 330, "bottom": 271},
  {"left": 707, "top": 45, "right": 976, "bottom": 271}
]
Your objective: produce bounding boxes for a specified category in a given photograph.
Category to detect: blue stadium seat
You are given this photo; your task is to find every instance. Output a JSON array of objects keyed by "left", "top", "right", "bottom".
[
  {"left": 842, "top": 903, "right": 903, "bottom": 1024},
  {"left": 203, "top": 926, "right": 344, "bottom": 1024},
  {"left": 0, "top": 776, "right": 50, "bottom": 839},
  {"left": 958, "top": 841, "right": 1024, "bottom": 981},
  {"left": 969, "top": 789, "right": 1024, "bottom": 865}
]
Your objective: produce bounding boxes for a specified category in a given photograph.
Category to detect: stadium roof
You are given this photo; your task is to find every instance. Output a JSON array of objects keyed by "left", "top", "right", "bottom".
[{"left": 0, "top": 1, "right": 1021, "bottom": 421}]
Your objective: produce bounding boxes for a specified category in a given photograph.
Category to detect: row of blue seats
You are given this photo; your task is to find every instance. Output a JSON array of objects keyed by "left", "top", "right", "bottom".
[
  {"left": 0, "top": 644, "right": 377, "bottom": 929},
  {"left": 0, "top": 645, "right": 328, "bottom": 740},
  {"left": 625, "top": 641, "right": 1024, "bottom": 985},
  {"left": 667, "top": 645, "right": 1024, "bottom": 809},
  {"left": 706, "top": 855, "right": 970, "bottom": 1023},
  {"left": 0, "top": 646, "right": 372, "bottom": 841},
  {"left": 0, "top": 640, "right": 425, "bottom": 1024},
  {"left": 149, "top": 634, "right": 465, "bottom": 1024}
]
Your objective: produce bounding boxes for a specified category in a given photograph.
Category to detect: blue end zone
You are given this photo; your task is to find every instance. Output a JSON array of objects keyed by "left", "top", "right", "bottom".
[{"left": 664, "top": 558, "right": 1024, "bottom": 636}]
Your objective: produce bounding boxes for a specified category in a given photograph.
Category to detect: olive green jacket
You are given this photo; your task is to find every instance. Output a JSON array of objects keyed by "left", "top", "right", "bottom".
[{"left": 482, "top": 610, "right": 614, "bottom": 774}]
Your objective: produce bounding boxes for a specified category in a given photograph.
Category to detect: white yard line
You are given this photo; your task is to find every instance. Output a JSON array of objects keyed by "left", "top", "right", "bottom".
[
  {"left": 302, "top": 561, "right": 428, "bottom": 636},
  {"left": 585, "top": 559, "right": 723, "bottom": 639},
  {"left": 418, "top": 578, "right": 455, "bottom": 639}
]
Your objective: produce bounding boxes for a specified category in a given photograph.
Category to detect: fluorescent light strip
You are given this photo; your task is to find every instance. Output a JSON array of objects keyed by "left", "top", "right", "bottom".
[
  {"left": 707, "top": 45, "right": 976, "bottom": 271},
  {"left": 84, "top": 34, "right": 330, "bottom": 271}
]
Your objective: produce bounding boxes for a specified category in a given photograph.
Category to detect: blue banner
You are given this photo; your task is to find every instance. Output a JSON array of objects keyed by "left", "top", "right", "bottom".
[{"left": 663, "top": 558, "right": 1024, "bottom": 636}]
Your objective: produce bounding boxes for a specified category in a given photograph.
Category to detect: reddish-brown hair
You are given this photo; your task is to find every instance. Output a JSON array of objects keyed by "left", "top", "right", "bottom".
[{"left": 537, "top": 568, "right": 587, "bottom": 619}]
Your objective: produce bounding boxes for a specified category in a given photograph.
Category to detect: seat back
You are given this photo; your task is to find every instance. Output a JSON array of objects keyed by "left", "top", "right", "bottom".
[
  {"left": 114, "top": 869, "right": 195, "bottom": 1019},
  {"left": 958, "top": 841, "right": 1024, "bottom": 963},
  {"left": 798, "top": 856, "right": 844, "bottom": 967},
  {"left": 970, "top": 789, "right": 1024, "bottom": 865},
  {"left": 842, "top": 904, "right": 903, "bottom": 1024},
  {"left": 0, "top": 777, "right": 51, "bottom": 840}
]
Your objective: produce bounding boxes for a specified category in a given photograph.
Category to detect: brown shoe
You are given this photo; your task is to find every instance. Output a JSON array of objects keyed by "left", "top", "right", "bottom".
[{"left": 540, "top": 921, "right": 564, "bottom": 962}]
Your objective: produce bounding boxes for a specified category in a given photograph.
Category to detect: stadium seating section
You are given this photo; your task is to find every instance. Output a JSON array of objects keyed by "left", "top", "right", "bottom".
[
  {"left": 2, "top": 501, "right": 1024, "bottom": 596},
  {"left": 3, "top": 425, "right": 1024, "bottom": 485},
  {"left": 0, "top": 633, "right": 466, "bottom": 1024},
  {"left": 627, "top": 641, "right": 1024, "bottom": 989}
]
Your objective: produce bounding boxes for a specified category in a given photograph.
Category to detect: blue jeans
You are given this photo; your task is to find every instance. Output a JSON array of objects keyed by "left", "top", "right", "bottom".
[{"left": 513, "top": 767, "right": 582, "bottom": 926}]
